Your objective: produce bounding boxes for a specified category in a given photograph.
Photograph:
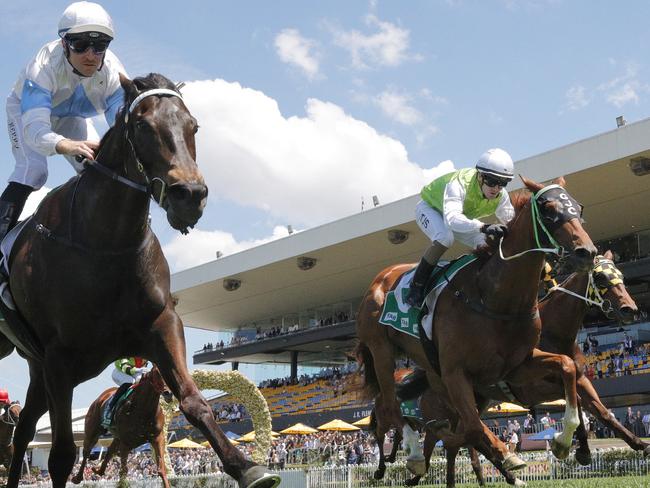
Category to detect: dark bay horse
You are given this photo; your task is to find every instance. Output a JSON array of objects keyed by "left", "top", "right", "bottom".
[
  {"left": 0, "top": 403, "right": 21, "bottom": 471},
  {"left": 390, "top": 251, "right": 642, "bottom": 486},
  {"left": 72, "top": 367, "right": 170, "bottom": 486},
  {"left": 356, "top": 177, "right": 596, "bottom": 484},
  {"left": 0, "top": 73, "right": 279, "bottom": 488}
]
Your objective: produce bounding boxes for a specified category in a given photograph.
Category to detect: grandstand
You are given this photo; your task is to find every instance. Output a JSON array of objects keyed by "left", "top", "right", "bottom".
[{"left": 170, "top": 117, "right": 650, "bottom": 435}]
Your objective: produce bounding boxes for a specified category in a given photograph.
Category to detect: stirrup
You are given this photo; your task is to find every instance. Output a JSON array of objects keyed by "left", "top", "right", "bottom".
[{"left": 405, "top": 286, "right": 424, "bottom": 308}]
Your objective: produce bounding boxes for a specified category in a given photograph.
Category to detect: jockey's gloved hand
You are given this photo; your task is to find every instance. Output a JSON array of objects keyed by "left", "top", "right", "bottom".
[{"left": 481, "top": 223, "right": 508, "bottom": 238}]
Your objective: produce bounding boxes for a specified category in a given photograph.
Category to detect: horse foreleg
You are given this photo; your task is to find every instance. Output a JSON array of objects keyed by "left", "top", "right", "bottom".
[
  {"left": 577, "top": 375, "right": 650, "bottom": 455},
  {"left": 405, "top": 427, "right": 434, "bottom": 487},
  {"left": 468, "top": 447, "right": 485, "bottom": 486},
  {"left": 147, "top": 309, "right": 280, "bottom": 488},
  {"left": 118, "top": 448, "right": 129, "bottom": 483},
  {"left": 440, "top": 370, "right": 521, "bottom": 485},
  {"left": 573, "top": 402, "right": 591, "bottom": 466},
  {"left": 514, "top": 349, "right": 579, "bottom": 459},
  {"left": 370, "top": 408, "right": 388, "bottom": 480},
  {"left": 152, "top": 431, "right": 171, "bottom": 488},
  {"left": 6, "top": 365, "right": 48, "bottom": 488},
  {"left": 92, "top": 440, "right": 118, "bottom": 476},
  {"left": 72, "top": 404, "right": 104, "bottom": 484}
]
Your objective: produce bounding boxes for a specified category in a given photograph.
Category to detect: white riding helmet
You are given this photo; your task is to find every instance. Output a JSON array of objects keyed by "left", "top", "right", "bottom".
[
  {"left": 58, "top": 1, "right": 114, "bottom": 39},
  {"left": 475, "top": 148, "right": 514, "bottom": 180}
]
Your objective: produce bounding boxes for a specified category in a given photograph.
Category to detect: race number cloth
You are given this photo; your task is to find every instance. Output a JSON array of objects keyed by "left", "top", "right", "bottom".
[
  {"left": 378, "top": 254, "right": 477, "bottom": 340},
  {"left": 400, "top": 399, "right": 422, "bottom": 420}
]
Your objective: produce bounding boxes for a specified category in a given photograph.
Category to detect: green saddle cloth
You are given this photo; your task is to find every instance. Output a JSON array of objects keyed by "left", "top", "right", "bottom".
[{"left": 378, "top": 254, "right": 478, "bottom": 338}]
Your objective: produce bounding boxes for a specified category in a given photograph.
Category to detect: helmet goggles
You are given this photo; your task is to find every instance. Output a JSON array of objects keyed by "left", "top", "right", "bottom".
[
  {"left": 65, "top": 32, "right": 111, "bottom": 54},
  {"left": 480, "top": 172, "right": 511, "bottom": 188}
]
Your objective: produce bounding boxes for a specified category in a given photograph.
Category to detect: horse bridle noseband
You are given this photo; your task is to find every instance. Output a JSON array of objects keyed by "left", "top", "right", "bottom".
[
  {"left": 83, "top": 88, "right": 185, "bottom": 208},
  {"left": 499, "top": 184, "right": 584, "bottom": 262}
]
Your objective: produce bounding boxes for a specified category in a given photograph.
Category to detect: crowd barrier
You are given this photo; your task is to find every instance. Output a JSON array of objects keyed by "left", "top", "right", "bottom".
[{"left": 15, "top": 449, "right": 649, "bottom": 488}]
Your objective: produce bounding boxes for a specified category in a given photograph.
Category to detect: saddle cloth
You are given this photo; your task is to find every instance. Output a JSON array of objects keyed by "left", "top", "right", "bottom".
[
  {"left": 101, "top": 385, "right": 136, "bottom": 429},
  {"left": 0, "top": 217, "right": 31, "bottom": 277},
  {"left": 378, "top": 254, "right": 477, "bottom": 341}
]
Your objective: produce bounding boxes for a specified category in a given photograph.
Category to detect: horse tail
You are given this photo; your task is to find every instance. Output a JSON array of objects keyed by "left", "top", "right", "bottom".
[
  {"left": 396, "top": 367, "right": 429, "bottom": 402},
  {"left": 353, "top": 341, "right": 380, "bottom": 400}
]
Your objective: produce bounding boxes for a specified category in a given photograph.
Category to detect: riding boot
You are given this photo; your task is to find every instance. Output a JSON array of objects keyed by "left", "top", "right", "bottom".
[
  {"left": 0, "top": 182, "right": 33, "bottom": 243},
  {"left": 405, "top": 241, "right": 447, "bottom": 307}
]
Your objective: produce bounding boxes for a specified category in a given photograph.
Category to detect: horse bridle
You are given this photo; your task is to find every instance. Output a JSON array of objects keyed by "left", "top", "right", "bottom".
[
  {"left": 0, "top": 404, "right": 19, "bottom": 428},
  {"left": 82, "top": 88, "right": 185, "bottom": 208},
  {"left": 499, "top": 184, "right": 584, "bottom": 262},
  {"left": 549, "top": 256, "right": 624, "bottom": 315}
]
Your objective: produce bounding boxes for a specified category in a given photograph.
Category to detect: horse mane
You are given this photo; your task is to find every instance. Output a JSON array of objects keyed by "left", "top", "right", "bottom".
[{"left": 474, "top": 189, "right": 531, "bottom": 262}]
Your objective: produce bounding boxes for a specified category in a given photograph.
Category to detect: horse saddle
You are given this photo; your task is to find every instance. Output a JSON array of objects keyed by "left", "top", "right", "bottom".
[
  {"left": 378, "top": 254, "right": 478, "bottom": 339},
  {"left": 100, "top": 384, "right": 136, "bottom": 431}
]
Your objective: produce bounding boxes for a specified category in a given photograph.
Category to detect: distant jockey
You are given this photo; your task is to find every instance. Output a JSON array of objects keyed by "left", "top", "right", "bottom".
[
  {"left": 0, "top": 388, "right": 10, "bottom": 416},
  {"left": 102, "top": 357, "right": 148, "bottom": 428}
]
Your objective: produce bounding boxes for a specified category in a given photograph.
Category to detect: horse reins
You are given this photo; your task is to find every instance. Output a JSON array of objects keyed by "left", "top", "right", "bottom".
[
  {"left": 82, "top": 88, "right": 184, "bottom": 207},
  {"left": 498, "top": 184, "right": 583, "bottom": 261},
  {"left": 35, "top": 88, "right": 183, "bottom": 255},
  {"left": 548, "top": 257, "right": 623, "bottom": 315}
]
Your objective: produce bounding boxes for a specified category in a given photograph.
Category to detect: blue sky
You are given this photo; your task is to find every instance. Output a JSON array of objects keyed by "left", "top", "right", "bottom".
[{"left": 1, "top": 0, "right": 649, "bottom": 408}]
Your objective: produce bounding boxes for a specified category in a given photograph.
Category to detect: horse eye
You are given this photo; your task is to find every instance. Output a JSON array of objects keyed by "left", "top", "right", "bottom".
[
  {"left": 193, "top": 124, "right": 200, "bottom": 134},
  {"left": 135, "top": 120, "right": 151, "bottom": 132}
]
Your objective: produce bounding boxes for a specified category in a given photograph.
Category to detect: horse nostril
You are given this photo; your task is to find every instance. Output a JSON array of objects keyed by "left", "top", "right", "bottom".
[{"left": 574, "top": 246, "right": 595, "bottom": 262}]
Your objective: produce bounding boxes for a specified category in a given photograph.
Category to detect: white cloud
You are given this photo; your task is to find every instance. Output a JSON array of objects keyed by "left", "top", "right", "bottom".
[
  {"left": 374, "top": 90, "right": 423, "bottom": 125},
  {"left": 164, "top": 225, "right": 291, "bottom": 271},
  {"left": 274, "top": 28, "right": 320, "bottom": 80},
  {"left": 332, "top": 14, "right": 419, "bottom": 69},
  {"left": 182, "top": 79, "right": 446, "bottom": 230},
  {"left": 565, "top": 85, "right": 589, "bottom": 111},
  {"left": 606, "top": 82, "right": 641, "bottom": 108}
]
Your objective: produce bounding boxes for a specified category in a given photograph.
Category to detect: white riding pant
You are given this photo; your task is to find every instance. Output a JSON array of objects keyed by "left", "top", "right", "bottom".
[
  {"left": 6, "top": 96, "right": 98, "bottom": 189},
  {"left": 112, "top": 368, "right": 135, "bottom": 387},
  {"left": 415, "top": 200, "right": 486, "bottom": 249}
]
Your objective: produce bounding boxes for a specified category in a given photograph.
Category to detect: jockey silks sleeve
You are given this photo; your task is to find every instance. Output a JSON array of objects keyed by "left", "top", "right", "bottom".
[{"left": 10, "top": 40, "right": 126, "bottom": 156}]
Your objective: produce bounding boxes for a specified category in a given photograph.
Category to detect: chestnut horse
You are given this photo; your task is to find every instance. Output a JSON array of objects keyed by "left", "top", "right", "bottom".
[
  {"left": 356, "top": 177, "right": 596, "bottom": 484},
  {"left": 0, "top": 73, "right": 279, "bottom": 488},
  {"left": 391, "top": 251, "right": 643, "bottom": 486},
  {"left": 0, "top": 403, "right": 21, "bottom": 471},
  {"left": 72, "top": 367, "right": 170, "bottom": 486}
]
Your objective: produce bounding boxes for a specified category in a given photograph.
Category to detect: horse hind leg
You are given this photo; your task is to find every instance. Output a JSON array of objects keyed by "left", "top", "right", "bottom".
[
  {"left": 92, "top": 440, "right": 118, "bottom": 476},
  {"left": 72, "top": 403, "right": 105, "bottom": 484},
  {"left": 7, "top": 364, "right": 48, "bottom": 488},
  {"left": 147, "top": 310, "right": 280, "bottom": 488},
  {"left": 151, "top": 430, "right": 171, "bottom": 488},
  {"left": 573, "top": 402, "right": 592, "bottom": 466}
]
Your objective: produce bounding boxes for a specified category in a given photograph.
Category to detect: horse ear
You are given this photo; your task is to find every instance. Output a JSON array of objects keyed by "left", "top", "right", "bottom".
[
  {"left": 119, "top": 73, "right": 138, "bottom": 99},
  {"left": 519, "top": 174, "right": 543, "bottom": 193},
  {"left": 552, "top": 176, "right": 567, "bottom": 187},
  {"left": 603, "top": 249, "right": 614, "bottom": 260}
]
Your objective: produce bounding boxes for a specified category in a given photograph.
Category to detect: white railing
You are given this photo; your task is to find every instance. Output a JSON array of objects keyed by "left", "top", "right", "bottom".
[{"left": 14, "top": 449, "right": 649, "bottom": 488}]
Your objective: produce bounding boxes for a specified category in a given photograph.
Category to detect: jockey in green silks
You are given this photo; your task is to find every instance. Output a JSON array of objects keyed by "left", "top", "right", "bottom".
[
  {"left": 102, "top": 357, "right": 148, "bottom": 428},
  {"left": 405, "top": 148, "right": 516, "bottom": 307}
]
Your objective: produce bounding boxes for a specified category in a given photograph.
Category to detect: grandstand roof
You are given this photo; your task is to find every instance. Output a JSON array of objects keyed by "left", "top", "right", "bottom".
[{"left": 172, "top": 117, "right": 650, "bottom": 338}]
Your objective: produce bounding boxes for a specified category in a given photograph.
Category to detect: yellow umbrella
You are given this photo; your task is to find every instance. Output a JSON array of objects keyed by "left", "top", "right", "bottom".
[
  {"left": 279, "top": 423, "right": 319, "bottom": 435},
  {"left": 168, "top": 438, "right": 206, "bottom": 449},
  {"left": 539, "top": 399, "right": 566, "bottom": 408},
  {"left": 352, "top": 416, "right": 371, "bottom": 427},
  {"left": 237, "top": 430, "right": 281, "bottom": 442},
  {"left": 487, "top": 402, "right": 529, "bottom": 414},
  {"left": 317, "top": 419, "right": 360, "bottom": 431}
]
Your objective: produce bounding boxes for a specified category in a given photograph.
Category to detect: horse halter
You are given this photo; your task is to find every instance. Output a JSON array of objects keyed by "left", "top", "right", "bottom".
[
  {"left": 549, "top": 256, "right": 623, "bottom": 314},
  {"left": 499, "top": 184, "right": 584, "bottom": 261},
  {"left": 84, "top": 88, "right": 184, "bottom": 208}
]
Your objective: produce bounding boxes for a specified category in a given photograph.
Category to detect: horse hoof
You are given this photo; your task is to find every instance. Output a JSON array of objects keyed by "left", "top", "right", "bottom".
[
  {"left": 71, "top": 475, "right": 82, "bottom": 484},
  {"left": 551, "top": 434, "right": 570, "bottom": 460},
  {"left": 575, "top": 448, "right": 592, "bottom": 466},
  {"left": 643, "top": 445, "right": 650, "bottom": 457},
  {"left": 405, "top": 477, "right": 421, "bottom": 486},
  {"left": 406, "top": 456, "right": 427, "bottom": 476},
  {"left": 503, "top": 453, "right": 527, "bottom": 471},
  {"left": 239, "top": 465, "right": 281, "bottom": 488},
  {"left": 373, "top": 468, "right": 385, "bottom": 480},
  {"left": 513, "top": 478, "right": 527, "bottom": 487},
  {"left": 386, "top": 455, "right": 396, "bottom": 463}
]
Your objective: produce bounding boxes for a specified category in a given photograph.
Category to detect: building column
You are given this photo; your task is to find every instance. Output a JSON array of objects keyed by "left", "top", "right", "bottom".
[
  {"left": 231, "top": 361, "right": 239, "bottom": 371},
  {"left": 291, "top": 351, "right": 298, "bottom": 380}
]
